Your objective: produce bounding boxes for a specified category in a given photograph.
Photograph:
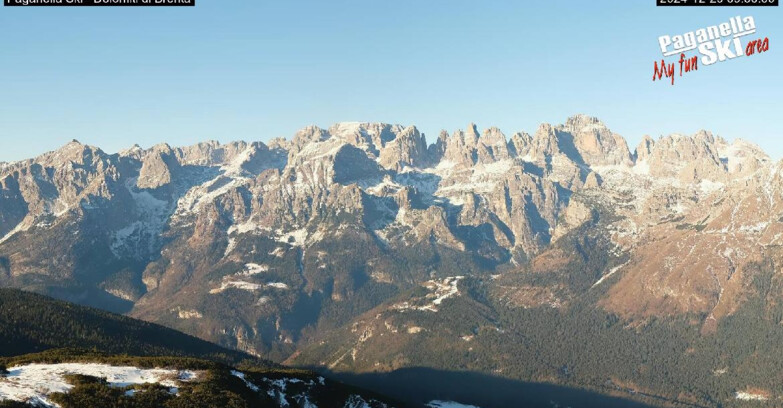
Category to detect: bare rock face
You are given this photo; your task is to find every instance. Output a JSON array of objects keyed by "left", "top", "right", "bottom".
[
  {"left": 333, "top": 145, "right": 383, "bottom": 185},
  {"left": 560, "top": 114, "right": 633, "bottom": 166},
  {"left": 377, "top": 126, "right": 428, "bottom": 170},
  {"left": 642, "top": 131, "right": 726, "bottom": 182},
  {"left": 715, "top": 136, "right": 771, "bottom": 176},
  {"left": 0, "top": 140, "right": 119, "bottom": 236},
  {"left": 288, "top": 125, "right": 330, "bottom": 161},
  {"left": 427, "top": 130, "right": 449, "bottom": 164},
  {"left": 0, "top": 175, "right": 27, "bottom": 239},
  {"left": 137, "top": 144, "right": 178, "bottom": 189},
  {"left": 508, "top": 132, "right": 532, "bottom": 158},
  {"left": 635, "top": 135, "right": 655, "bottom": 162},
  {"left": 529, "top": 124, "right": 562, "bottom": 160},
  {"left": 476, "top": 127, "right": 511, "bottom": 164},
  {"left": 551, "top": 198, "right": 594, "bottom": 242},
  {"left": 441, "top": 125, "right": 481, "bottom": 168},
  {"left": 583, "top": 171, "right": 601, "bottom": 189},
  {"left": 1, "top": 115, "right": 779, "bottom": 365}
]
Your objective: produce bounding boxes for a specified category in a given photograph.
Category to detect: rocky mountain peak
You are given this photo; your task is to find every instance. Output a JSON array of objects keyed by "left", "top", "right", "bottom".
[
  {"left": 465, "top": 123, "right": 481, "bottom": 147},
  {"left": 378, "top": 125, "right": 428, "bottom": 170},
  {"left": 529, "top": 123, "right": 561, "bottom": 159},
  {"left": 441, "top": 127, "right": 479, "bottom": 167},
  {"left": 327, "top": 122, "right": 404, "bottom": 157},
  {"left": 35, "top": 139, "right": 108, "bottom": 170},
  {"left": 267, "top": 137, "right": 289, "bottom": 151},
  {"left": 119, "top": 144, "right": 144, "bottom": 159},
  {"left": 635, "top": 135, "right": 655, "bottom": 162},
  {"left": 294, "top": 125, "right": 330, "bottom": 144},
  {"left": 716, "top": 137, "right": 770, "bottom": 176},
  {"left": 563, "top": 114, "right": 605, "bottom": 130},
  {"left": 427, "top": 130, "right": 450, "bottom": 163},
  {"left": 641, "top": 132, "right": 725, "bottom": 181},
  {"left": 558, "top": 114, "right": 632, "bottom": 167},
  {"left": 508, "top": 131, "right": 532, "bottom": 159},
  {"left": 476, "top": 127, "right": 510, "bottom": 163},
  {"left": 149, "top": 142, "right": 174, "bottom": 154}
]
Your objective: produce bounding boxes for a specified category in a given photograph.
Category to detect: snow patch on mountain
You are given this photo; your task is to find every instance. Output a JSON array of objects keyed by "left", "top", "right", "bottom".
[
  {"left": 735, "top": 391, "right": 769, "bottom": 401},
  {"left": 0, "top": 363, "right": 198, "bottom": 407},
  {"left": 364, "top": 176, "right": 402, "bottom": 195},
  {"left": 241, "top": 263, "right": 269, "bottom": 276},
  {"left": 0, "top": 223, "right": 28, "bottom": 246},
  {"left": 228, "top": 220, "right": 267, "bottom": 235},
  {"left": 392, "top": 276, "right": 464, "bottom": 313},
  {"left": 269, "top": 247, "right": 286, "bottom": 257},
  {"left": 592, "top": 261, "right": 630, "bottom": 288},
  {"left": 172, "top": 307, "right": 203, "bottom": 319},
  {"left": 221, "top": 145, "right": 255, "bottom": 176},
  {"left": 231, "top": 370, "right": 381, "bottom": 408},
  {"left": 395, "top": 172, "right": 439, "bottom": 195},
  {"left": 175, "top": 175, "right": 251, "bottom": 216},
  {"left": 427, "top": 401, "right": 481, "bottom": 408},
  {"left": 225, "top": 223, "right": 270, "bottom": 256},
  {"left": 210, "top": 279, "right": 289, "bottom": 294},
  {"left": 344, "top": 394, "right": 389, "bottom": 408},
  {"left": 276, "top": 228, "right": 308, "bottom": 247},
  {"left": 698, "top": 179, "right": 725, "bottom": 194},
  {"left": 110, "top": 180, "right": 171, "bottom": 260},
  {"left": 230, "top": 370, "right": 260, "bottom": 392},
  {"left": 474, "top": 159, "right": 513, "bottom": 177}
]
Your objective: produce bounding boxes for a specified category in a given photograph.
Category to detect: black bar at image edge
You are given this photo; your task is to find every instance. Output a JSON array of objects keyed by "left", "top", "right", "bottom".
[
  {"left": 657, "top": 0, "right": 777, "bottom": 5},
  {"left": 5, "top": 0, "right": 193, "bottom": 6}
]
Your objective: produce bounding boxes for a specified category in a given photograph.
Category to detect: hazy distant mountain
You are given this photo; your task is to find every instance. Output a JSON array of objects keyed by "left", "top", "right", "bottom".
[{"left": 2, "top": 115, "right": 782, "bottom": 406}]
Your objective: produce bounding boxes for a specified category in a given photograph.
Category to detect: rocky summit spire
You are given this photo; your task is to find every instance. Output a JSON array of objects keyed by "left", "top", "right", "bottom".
[{"left": 559, "top": 114, "right": 632, "bottom": 166}]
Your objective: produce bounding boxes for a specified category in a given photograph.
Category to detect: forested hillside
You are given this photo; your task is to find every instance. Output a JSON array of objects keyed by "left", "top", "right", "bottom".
[{"left": 0, "top": 288, "right": 265, "bottom": 366}]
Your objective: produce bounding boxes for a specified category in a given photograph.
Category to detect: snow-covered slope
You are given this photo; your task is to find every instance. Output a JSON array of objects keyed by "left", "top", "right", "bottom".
[{"left": 0, "top": 363, "right": 198, "bottom": 407}]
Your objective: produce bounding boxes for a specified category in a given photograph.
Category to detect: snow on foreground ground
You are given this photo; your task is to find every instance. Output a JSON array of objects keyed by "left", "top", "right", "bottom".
[
  {"left": 0, "top": 363, "right": 198, "bottom": 407},
  {"left": 427, "top": 401, "right": 481, "bottom": 408},
  {"left": 1, "top": 363, "right": 390, "bottom": 408}
]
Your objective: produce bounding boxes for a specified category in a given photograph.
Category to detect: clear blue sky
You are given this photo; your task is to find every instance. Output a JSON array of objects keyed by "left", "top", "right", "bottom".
[{"left": 0, "top": 0, "right": 781, "bottom": 162}]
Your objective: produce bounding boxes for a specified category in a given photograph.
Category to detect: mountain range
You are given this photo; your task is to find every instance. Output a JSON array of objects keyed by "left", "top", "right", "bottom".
[{"left": 2, "top": 115, "right": 782, "bottom": 407}]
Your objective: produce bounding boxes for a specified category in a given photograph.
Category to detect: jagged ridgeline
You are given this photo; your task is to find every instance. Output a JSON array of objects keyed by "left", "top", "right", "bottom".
[{"left": 1, "top": 115, "right": 783, "bottom": 406}]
